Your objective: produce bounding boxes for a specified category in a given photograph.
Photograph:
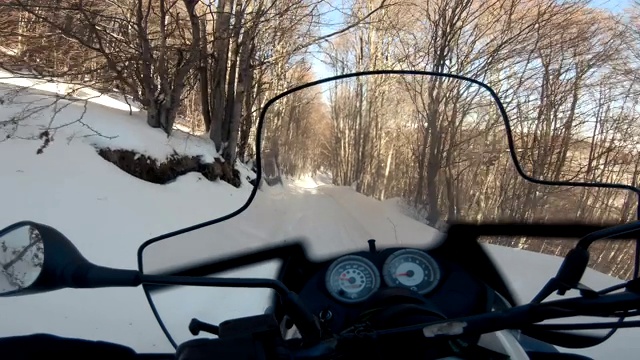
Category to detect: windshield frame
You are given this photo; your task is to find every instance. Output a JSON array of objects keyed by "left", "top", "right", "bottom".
[
  {"left": 137, "top": 70, "right": 640, "bottom": 263},
  {"left": 135, "top": 70, "right": 640, "bottom": 349}
]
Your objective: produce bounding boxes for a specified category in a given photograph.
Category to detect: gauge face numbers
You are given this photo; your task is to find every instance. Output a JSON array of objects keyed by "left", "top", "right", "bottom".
[
  {"left": 383, "top": 249, "right": 441, "bottom": 294},
  {"left": 325, "top": 255, "right": 380, "bottom": 303}
]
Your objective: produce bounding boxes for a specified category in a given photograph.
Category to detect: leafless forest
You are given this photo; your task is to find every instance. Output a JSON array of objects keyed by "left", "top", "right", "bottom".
[{"left": 1, "top": 0, "right": 640, "bottom": 278}]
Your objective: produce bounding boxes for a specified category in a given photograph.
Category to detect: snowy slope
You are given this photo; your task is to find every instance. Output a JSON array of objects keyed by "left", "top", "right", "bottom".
[
  {"left": 0, "top": 79, "right": 253, "bottom": 351},
  {"left": 0, "top": 77, "right": 637, "bottom": 358}
]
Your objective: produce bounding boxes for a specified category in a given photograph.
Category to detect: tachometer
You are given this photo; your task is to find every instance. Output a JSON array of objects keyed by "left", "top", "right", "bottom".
[
  {"left": 382, "top": 249, "right": 440, "bottom": 294},
  {"left": 325, "top": 255, "right": 380, "bottom": 303}
]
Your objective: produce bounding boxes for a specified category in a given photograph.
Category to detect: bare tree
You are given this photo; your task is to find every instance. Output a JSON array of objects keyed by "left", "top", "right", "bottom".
[{"left": 0, "top": 0, "right": 201, "bottom": 133}]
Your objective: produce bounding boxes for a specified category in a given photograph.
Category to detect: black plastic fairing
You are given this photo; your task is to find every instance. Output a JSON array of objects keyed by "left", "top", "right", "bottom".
[{"left": 138, "top": 222, "right": 635, "bottom": 352}]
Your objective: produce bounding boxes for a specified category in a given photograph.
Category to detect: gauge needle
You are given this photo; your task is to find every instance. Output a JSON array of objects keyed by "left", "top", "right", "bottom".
[{"left": 396, "top": 271, "right": 415, "bottom": 277}]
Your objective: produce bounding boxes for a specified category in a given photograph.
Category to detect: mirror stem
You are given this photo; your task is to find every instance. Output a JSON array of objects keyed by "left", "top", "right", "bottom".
[
  {"left": 576, "top": 220, "right": 640, "bottom": 250},
  {"left": 70, "top": 264, "right": 142, "bottom": 288},
  {"left": 533, "top": 221, "right": 640, "bottom": 304},
  {"left": 531, "top": 247, "right": 589, "bottom": 304}
]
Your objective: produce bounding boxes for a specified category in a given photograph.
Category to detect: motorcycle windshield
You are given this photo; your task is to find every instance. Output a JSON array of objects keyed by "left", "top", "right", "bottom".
[{"left": 138, "top": 72, "right": 638, "bottom": 346}]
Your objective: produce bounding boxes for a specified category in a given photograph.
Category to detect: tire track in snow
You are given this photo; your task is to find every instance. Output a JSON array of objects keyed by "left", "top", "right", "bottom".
[{"left": 265, "top": 185, "right": 375, "bottom": 258}]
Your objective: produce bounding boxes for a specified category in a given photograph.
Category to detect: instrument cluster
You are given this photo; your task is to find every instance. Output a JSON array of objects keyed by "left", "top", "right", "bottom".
[{"left": 324, "top": 249, "right": 441, "bottom": 303}]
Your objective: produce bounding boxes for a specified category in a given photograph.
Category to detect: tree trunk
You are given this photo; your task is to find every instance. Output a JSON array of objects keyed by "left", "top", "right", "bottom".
[
  {"left": 136, "top": 0, "right": 158, "bottom": 128},
  {"left": 225, "top": 36, "right": 253, "bottom": 163},
  {"left": 222, "top": 10, "right": 240, "bottom": 143},
  {"left": 199, "top": 15, "right": 212, "bottom": 132},
  {"left": 237, "top": 68, "right": 256, "bottom": 162},
  {"left": 380, "top": 147, "right": 394, "bottom": 200},
  {"left": 209, "top": 0, "right": 233, "bottom": 152}
]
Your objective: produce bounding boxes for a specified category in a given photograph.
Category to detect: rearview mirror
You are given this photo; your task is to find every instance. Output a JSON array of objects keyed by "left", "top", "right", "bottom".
[
  {"left": 0, "top": 221, "right": 142, "bottom": 297},
  {"left": 0, "top": 223, "right": 44, "bottom": 294},
  {"left": 0, "top": 221, "right": 290, "bottom": 300}
]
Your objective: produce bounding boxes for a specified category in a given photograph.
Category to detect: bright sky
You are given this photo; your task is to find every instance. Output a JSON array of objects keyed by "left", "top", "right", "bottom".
[
  {"left": 592, "top": 0, "right": 631, "bottom": 13},
  {"left": 309, "top": 0, "right": 634, "bottom": 81}
]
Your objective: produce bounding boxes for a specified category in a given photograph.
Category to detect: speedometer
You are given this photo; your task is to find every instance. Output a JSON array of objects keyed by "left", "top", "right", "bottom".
[
  {"left": 325, "top": 255, "right": 380, "bottom": 303},
  {"left": 382, "top": 249, "right": 441, "bottom": 294}
]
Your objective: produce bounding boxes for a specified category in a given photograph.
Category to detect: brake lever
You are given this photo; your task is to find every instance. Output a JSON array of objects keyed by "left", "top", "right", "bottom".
[{"left": 189, "top": 318, "right": 219, "bottom": 336}]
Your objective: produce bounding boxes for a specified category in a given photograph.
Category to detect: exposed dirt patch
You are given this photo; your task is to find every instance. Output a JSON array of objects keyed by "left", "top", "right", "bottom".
[{"left": 97, "top": 148, "right": 241, "bottom": 187}]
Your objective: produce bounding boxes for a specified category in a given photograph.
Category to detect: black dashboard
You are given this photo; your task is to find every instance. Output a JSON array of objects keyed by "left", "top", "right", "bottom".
[
  {"left": 144, "top": 221, "right": 631, "bottom": 351},
  {"left": 275, "top": 241, "right": 495, "bottom": 334}
]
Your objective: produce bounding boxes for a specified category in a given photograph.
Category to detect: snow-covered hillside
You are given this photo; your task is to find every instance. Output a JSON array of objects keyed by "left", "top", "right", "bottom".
[{"left": 0, "top": 77, "right": 637, "bottom": 359}]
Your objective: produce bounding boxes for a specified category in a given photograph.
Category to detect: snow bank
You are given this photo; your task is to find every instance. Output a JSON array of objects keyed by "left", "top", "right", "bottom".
[
  {"left": 0, "top": 79, "right": 254, "bottom": 351},
  {"left": 0, "top": 70, "right": 142, "bottom": 112},
  {"left": 0, "top": 85, "right": 219, "bottom": 164}
]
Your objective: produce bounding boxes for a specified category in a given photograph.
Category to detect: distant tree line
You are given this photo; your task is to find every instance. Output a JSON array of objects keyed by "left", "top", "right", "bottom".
[{"left": 263, "top": 0, "right": 640, "bottom": 280}]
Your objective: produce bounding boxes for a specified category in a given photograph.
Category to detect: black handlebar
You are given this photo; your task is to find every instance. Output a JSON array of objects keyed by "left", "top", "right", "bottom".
[
  {"left": 370, "top": 287, "right": 640, "bottom": 342},
  {"left": 174, "top": 286, "right": 640, "bottom": 360},
  {"left": 4, "top": 287, "right": 639, "bottom": 360}
]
